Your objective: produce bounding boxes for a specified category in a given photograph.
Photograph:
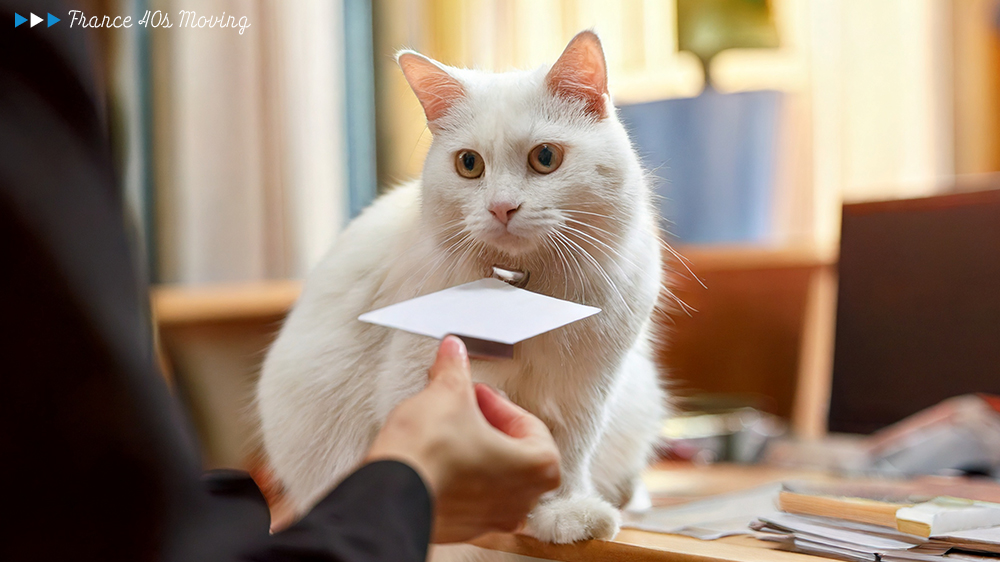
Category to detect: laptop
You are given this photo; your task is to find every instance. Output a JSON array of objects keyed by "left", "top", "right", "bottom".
[{"left": 828, "top": 186, "right": 1000, "bottom": 433}]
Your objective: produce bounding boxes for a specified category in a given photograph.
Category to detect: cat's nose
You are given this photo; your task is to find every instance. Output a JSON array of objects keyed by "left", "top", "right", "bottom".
[{"left": 489, "top": 202, "right": 520, "bottom": 225}]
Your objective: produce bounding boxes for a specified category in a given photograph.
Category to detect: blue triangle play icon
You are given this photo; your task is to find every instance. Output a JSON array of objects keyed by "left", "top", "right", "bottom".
[
  {"left": 14, "top": 12, "right": 26, "bottom": 27},
  {"left": 47, "top": 13, "right": 59, "bottom": 27}
]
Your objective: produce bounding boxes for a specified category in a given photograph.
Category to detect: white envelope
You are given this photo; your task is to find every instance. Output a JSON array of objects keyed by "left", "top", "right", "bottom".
[{"left": 358, "top": 278, "right": 601, "bottom": 358}]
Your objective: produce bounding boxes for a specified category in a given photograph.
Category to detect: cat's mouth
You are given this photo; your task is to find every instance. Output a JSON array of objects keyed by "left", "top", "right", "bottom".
[
  {"left": 476, "top": 212, "right": 576, "bottom": 259},
  {"left": 485, "top": 228, "right": 539, "bottom": 256},
  {"left": 470, "top": 213, "right": 558, "bottom": 258}
]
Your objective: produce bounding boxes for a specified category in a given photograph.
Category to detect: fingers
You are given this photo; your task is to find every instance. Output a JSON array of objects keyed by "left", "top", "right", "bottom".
[
  {"left": 475, "top": 383, "right": 544, "bottom": 439},
  {"left": 475, "top": 384, "right": 561, "bottom": 491},
  {"left": 428, "top": 335, "right": 470, "bottom": 388}
]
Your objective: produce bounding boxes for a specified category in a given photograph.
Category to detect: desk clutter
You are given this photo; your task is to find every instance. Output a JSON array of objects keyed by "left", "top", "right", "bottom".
[
  {"left": 666, "top": 394, "right": 1000, "bottom": 477},
  {"left": 625, "top": 476, "right": 1000, "bottom": 562},
  {"left": 752, "top": 512, "right": 1000, "bottom": 562},
  {"left": 609, "top": 394, "right": 1000, "bottom": 562}
]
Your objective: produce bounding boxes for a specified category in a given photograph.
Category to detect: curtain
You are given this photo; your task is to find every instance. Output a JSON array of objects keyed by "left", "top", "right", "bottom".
[{"left": 151, "top": 0, "right": 350, "bottom": 283}]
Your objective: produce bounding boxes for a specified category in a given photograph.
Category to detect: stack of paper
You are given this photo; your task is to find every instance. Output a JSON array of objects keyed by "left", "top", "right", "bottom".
[
  {"left": 897, "top": 498, "right": 1000, "bottom": 537},
  {"left": 751, "top": 510, "right": 1000, "bottom": 560},
  {"left": 779, "top": 481, "right": 1000, "bottom": 537},
  {"left": 932, "top": 527, "right": 1000, "bottom": 556},
  {"left": 624, "top": 477, "right": 1000, "bottom": 561},
  {"left": 751, "top": 512, "right": 945, "bottom": 561}
]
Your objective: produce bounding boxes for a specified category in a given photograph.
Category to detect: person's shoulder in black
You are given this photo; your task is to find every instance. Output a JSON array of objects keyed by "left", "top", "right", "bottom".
[{"left": 0, "top": 2, "right": 430, "bottom": 560}]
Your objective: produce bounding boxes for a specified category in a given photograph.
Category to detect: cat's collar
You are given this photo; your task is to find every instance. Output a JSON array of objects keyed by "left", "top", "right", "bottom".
[{"left": 491, "top": 265, "right": 529, "bottom": 289}]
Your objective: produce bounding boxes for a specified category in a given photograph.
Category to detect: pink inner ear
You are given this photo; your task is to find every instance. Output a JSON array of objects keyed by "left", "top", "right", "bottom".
[
  {"left": 546, "top": 32, "right": 609, "bottom": 118},
  {"left": 398, "top": 53, "right": 465, "bottom": 124}
]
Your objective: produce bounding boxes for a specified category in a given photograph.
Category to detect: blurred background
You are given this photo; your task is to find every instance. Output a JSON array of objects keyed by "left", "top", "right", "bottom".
[{"left": 83, "top": 0, "right": 1000, "bottom": 471}]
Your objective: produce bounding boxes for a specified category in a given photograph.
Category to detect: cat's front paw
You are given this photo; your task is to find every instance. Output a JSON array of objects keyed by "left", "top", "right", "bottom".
[{"left": 524, "top": 495, "right": 621, "bottom": 544}]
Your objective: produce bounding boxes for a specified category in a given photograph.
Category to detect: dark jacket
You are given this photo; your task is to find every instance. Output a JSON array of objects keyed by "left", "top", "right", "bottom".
[{"left": 1, "top": 3, "right": 431, "bottom": 560}]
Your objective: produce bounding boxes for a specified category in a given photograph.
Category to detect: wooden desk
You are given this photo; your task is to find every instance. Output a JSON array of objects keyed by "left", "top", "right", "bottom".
[
  {"left": 472, "top": 462, "right": 834, "bottom": 562},
  {"left": 472, "top": 461, "right": 1000, "bottom": 561},
  {"left": 474, "top": 532, "right": 818, "bottom": 562}
]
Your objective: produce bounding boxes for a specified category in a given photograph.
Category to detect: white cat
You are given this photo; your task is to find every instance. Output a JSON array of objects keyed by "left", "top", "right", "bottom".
[{"left": 257, "top": 31, "right": 667, "bottom": 547}]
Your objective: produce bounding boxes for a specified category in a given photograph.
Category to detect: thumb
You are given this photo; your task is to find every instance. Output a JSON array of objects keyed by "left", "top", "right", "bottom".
[
  {"left": 475, "top": 383, "right": 547, "bottom": 440},
  {"left": 428, "top": 335, "right": 471, "bottom": 387}
]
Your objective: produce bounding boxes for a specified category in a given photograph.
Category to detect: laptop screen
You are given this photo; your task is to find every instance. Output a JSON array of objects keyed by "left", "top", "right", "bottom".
[{"left": 828, "top": 188, "right": 1000, "bottom": 434}]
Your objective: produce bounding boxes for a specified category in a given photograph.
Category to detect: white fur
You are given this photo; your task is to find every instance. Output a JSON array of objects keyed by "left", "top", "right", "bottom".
[{"left": 257, "top": 48, "right": 668, "bottom": 552}]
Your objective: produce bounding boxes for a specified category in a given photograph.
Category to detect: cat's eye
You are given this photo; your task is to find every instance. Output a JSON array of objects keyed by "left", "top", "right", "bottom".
[
  {"left": 455, "top": 150, "right": 485, "bottom": 179},
  {"left": 528, "top": 143, "right": 564, "bottom": 174}
]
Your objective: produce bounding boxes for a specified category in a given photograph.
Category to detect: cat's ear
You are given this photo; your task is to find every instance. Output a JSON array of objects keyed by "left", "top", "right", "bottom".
[
  {"left": 397, "top": 51, "right": 465, "bottom": 127},
  {"left": 546, "top": 30, "right": 609, "bottom": 119}
]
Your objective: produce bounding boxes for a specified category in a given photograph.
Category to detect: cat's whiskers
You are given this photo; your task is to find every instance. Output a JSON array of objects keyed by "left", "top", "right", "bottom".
[
  {"left": 561, "top": 225, "right": 644, "bottom": 312},
  {"left": 550, "top": 231, "right": 589, "bottom": 304},
  {"left": 660, "top": 285, "right": 697, "bottom": 316},
  {"left": 562, "top": 209, "right": 623, "bottom": 236},
  {"left": 563, "top": 217, "right": 619, "bottom": 240},
  {"left": 658, "top": 238, "right": 705, "bottom": 289},
  {"left": 555, "top": 235, "right": 577, "bottom": 302},
  {"left": 560, "top": 223, "right": 641, "bottom": 272},
  {"left": 420, "top": 231, "right": 473, "bottom": 291},
  {"left": 562, "top": 209, "right": 625, "bottom": 225},
  {"left": 554, "top": 229, "right": 628, "bottom": 310},
  {"left": 472, "top": 234, "right": 488, "bottom": 266},
  {"left": 396, "top": 222, "right": 473, "bottom": 302},
  {"left": 543, "top": 231, "right": 573, "bottom": 301},
  {"left": 438, "top": 237, "right": 472, "bottom": 285},
  {"left": 564, "top": 209, "right": 706, "bottom": 305},
  {"left": 563, "top": 222, "right": 696, "bottom": 316},
  {"left": 442, "top": 234, "right": 482, "bottom": 287}
]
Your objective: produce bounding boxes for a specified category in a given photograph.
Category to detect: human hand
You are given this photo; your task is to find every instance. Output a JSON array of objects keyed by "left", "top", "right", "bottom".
[{"left": 365, "top": 336, "right": 561, "bottom": 543}]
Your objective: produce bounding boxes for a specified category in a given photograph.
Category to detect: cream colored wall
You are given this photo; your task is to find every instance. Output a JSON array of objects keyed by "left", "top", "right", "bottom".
[
  {"left": 800, "top": 0, "right": 959, "bottom": 257},
  {"left": 836, "top": 0, "right": 954, "bottom": 203}
]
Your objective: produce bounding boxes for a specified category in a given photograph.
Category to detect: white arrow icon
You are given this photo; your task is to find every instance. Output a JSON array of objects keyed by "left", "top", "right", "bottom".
[{"left": 30, "top": 13, "right": 42, "bottom": 27}]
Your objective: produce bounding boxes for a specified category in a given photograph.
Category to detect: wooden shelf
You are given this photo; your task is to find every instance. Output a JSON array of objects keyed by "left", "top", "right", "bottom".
[
  {"left": 674, "top": 244, "right": 836, "bottom": 273},
  {"left": 659, "top": 243, "right": 838, "bottom": 436},
  {"left": 151, "top": 279, "right": 302, "bottom": 326},
  {"left": 148, "top": 245, "right": 836, "bottom": 326}
]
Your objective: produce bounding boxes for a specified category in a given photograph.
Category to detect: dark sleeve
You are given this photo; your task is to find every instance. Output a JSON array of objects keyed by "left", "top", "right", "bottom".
[
  {"left": 0, "top": 3, "right": 432, "bottom": 561},
  {"left": 245, "top": 461, "right": 432, "bottom": 562}
]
